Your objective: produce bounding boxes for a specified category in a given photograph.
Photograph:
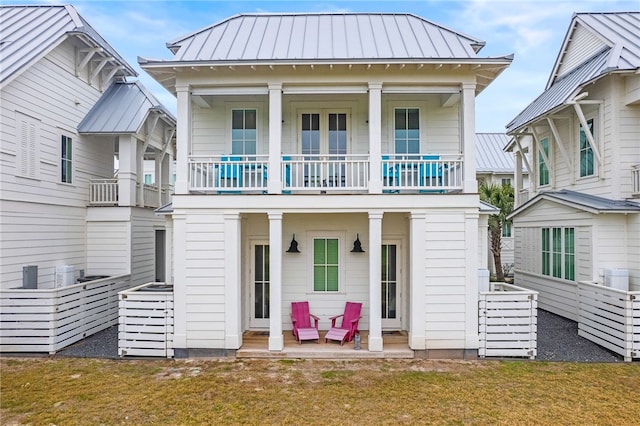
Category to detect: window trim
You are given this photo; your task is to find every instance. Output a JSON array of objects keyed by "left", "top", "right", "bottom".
[
  {"left": 578, "top": 117, "right": 595, "bottom": 178},
  {"left": 307, "top": 231, "right": 346, "bottom": 293},
  {"left": 541, "top": 226, "right": 575, "bottom": 281},
  {"left": 60, "top": 134, "right": 73, "bottom": 184}
]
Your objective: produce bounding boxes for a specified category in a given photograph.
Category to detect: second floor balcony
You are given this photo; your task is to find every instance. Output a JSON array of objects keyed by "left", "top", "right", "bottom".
[
  {"left": 188, "top": 154, "right": 464, "bottom": 194},
  {"left": 90, "top": 179, "right": 173, "bottom": 208}
]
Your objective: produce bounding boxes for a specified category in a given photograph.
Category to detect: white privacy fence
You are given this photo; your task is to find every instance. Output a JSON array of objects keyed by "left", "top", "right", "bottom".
[
  {"left": 0, "top": 275, "right": 132, "bottom": 353},
  {"left": 479, "top": 282, "right": 538, "bottom": 359},
  {"left": 577, "top": 281, "right": 640, "bottom": 362},
  {"left": 118, "top": 283, "right": 174, "bottom": 358}
]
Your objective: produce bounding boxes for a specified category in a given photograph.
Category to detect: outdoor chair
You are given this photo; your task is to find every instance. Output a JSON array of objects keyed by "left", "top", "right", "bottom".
[
  {"left": 324, "top": 301, "right": 362, "bottom": 345},
  {"left": 291, "top": 301, "right": 320, "bottom": 344}
]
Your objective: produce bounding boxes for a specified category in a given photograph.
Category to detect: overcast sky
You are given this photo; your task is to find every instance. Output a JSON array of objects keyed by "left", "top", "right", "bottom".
[{"left": 26, "top": 0, "right": 639, "bottom": 132}]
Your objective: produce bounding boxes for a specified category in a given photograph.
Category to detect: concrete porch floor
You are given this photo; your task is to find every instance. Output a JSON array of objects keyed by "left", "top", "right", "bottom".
[{"left": 236, "top": 330, "right": 414, "bottom": 359}]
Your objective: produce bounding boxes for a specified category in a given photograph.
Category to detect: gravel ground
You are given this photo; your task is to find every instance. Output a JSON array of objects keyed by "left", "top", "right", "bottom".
[{"left": 54, "top": 309, "right": 624, "bottom": 362}]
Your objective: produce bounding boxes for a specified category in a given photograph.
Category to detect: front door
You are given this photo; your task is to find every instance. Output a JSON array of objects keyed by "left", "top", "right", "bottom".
[
  {"left": 250, "top": 242, "right": 270, "bottom": 328},
  {"left": 300, "top": 112, "right": 348, "bottom": 187},
  {"left": 382, "top": 242, "right": 402, "bottom": 329}
]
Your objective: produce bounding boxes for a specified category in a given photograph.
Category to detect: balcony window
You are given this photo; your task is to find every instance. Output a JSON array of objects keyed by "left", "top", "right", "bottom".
[
  {"left": 232, "top": 109, "right": 257, "bottom": 155},
  {"left": 579, "top": 118, "right": 595, "bottom": 177},
  {"left": 394, "top": 108, "right": 420, "bottom": 155}
]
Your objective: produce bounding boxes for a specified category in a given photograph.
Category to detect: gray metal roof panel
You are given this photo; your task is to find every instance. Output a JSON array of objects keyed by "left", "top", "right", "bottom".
[
  {"left": 168, "top": 13, "right": 485, "bottom": 62},
  {"left": 506, "top": 49, "right": 609, "bottom": 132},
  {"left": 510, "top": 190, "right": 640, "bottom": 218},
  {"left": 0, "top": 5, "right": 135, "bottom": 86},
  {"left": 475, "top": 133, "right": 517, "bottom": 173},
  {"left": 577, "top": 12, "right": 640, "bottom": 71},
  {"left": 78, "top": 81, "right": 175, "bottom": 134}
]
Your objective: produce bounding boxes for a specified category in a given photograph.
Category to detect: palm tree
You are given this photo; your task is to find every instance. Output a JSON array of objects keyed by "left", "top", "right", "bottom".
[{"left": 479, "top": 182, "right": 514, "bottom": 282}]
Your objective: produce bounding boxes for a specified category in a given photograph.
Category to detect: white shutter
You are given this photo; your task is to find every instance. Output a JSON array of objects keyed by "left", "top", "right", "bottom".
[{"left": 17, "top": 113, "right": 39, "bottom": 179}]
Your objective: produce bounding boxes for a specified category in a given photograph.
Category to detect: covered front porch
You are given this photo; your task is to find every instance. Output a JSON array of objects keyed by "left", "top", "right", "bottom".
[{"left": 237, "top": 330, "right": 413, "bottom": 359}]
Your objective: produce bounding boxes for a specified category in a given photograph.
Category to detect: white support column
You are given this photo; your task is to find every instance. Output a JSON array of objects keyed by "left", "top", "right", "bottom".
[
  {"left": 368, "top": 82, "right": 383, "bottom": 194},
  {"left": 268, "top": 84, "right": 283, "bottom": 194},
  {"left": 514, "top": 151, "right": 523, "bottom": 206},
  {"left": 172, "top": 214, "right": 187, "bottom": 349},
  {"left": 409, "top": 212, "right": 426, "bottom": 350},
  {"left": 368, "top": 211, "right": 384, "bottom": 351},
  {"left": 155, "top": 153, "right": 162, "bottom": 206},
  {"left": 461, "top": 83, "right": 477, "bottom": 193},
  {"left": 224, "top": 213, "right": 242, "bottom": 349},
  {"left": 268, "top": 212, "right": 284, "bottom": 350},
  {"left": 118, "top": 135, "right": 137, "bottom": 207},
  {"left": 175, "top": 85, "right": 191, "bottom": 194},
  {"left": 465, "top": 211, "right": 480, "bottom": 351},
  {"left": 164, "top": 216, "right": 173, "bottom": 285}
]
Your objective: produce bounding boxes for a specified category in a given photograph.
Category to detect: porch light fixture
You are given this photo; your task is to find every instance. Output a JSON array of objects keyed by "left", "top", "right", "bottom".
[
  {"left": 286, "top": 234, "right": 300, "bottom": 253},
  {"left": 351, "top": 234, "right": 365, "bottom": 253}
]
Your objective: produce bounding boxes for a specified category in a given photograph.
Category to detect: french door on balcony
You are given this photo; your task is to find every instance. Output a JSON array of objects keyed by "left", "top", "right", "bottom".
[{"left": 300, "top": 112, "right": 348, "bottom": 187}]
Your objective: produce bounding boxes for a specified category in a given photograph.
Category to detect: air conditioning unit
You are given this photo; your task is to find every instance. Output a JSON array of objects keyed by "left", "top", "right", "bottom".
[
  {"left": 603, "top": 268, "right": 629, "bottom": 291},
  {"left": 55, "top": 265, "right": 75, "bottom": 287}
]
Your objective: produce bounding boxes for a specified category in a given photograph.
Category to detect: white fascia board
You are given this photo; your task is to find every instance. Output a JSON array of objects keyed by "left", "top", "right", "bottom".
[
  {"left": 282, "top": 85, "right": 368, "bottom": 94},
  {"left": 191, "top": 87, "right": 268, "bottom": 96},
  {"left": 382, "top": 85, "right": 460, "bottom": 94}
]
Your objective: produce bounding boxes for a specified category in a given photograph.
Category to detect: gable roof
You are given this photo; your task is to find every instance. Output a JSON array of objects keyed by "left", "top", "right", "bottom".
[
  {"left": 506, "top": 12, "right": 640, "bottom": 133},
  {"left": 78, "top": 81, "right": 175, "bottom": 134},
  {"left": 509, "top": 190, "right": 640, "bottom": 219},
  {"left": 166, "top": 13, "right": 485, "bottom": 62},
  {"left": 475, "top": 133, "right": 520, "bottom": 174},
  {"left": 0, "top": 4, "right": 136, "bottom": 88}
]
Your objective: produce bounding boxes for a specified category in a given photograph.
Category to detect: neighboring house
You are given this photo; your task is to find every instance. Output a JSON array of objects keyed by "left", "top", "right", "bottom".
[
  {"left": 0, "top": 5, "right": 176, "bottom": 290},
  {"left": 476, "top": 133, "right": 529, "bottom": 275},
  {"left": 505, "top": 12, "right": 640, "bottom": 320},
  {"left": 140, "top": 12, "right": 512, "bottom": 357}
]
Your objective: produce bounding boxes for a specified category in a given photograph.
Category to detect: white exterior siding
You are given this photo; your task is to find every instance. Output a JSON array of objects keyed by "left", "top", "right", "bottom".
[{"left": 557, "top": 23, "right": 605, "bottom": 78}]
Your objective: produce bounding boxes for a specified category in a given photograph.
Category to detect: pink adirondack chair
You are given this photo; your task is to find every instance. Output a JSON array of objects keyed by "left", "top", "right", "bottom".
[
  {"left": 324, "top": 302, "right": 362, "bottom": 345},
  {"left": 291, "top": 301, "right": 320, "bottom": 344}
]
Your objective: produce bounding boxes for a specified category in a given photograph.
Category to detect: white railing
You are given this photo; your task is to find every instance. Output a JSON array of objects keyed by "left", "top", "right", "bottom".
[
  {"left": 381, "top": 154, "right": 463, "bottom": 192},
  {"left": 90, "top": 179, "right": 118, "bottom": 205},
  {"left": 118, "top": 282, "right": 174, "bottom": 358},
  {"left": 282, "top": 154, "right": 369, "bottom": 191},
  {"left": 189, "top": 155, "right": 269, "bottom": 192},
  {"left": 632, "top": 164, "right": 640, "bottom": 197},
  {"left": 141, "top": 183, "right": 160, "bottom": 208},
  {"left": 161, "top": 184, "right": 174, "bottom": 206},
  {"left": 0, "top": 275, "right": 133, "bottom": 353},
  {"left": 577, "top": 281, "right": 640, "bottom": 362},
  {"left": 479, "top": 282, "right": 538, "bottom": 359}
]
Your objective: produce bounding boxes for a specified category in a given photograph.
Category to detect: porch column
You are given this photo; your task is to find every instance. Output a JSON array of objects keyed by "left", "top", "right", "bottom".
[
  {"left": 175, "top": 84, "right": 191, "bottom": 195},
  {"left": 268, "top": 212, "right": 284, "bottom": 350},
  {"left": 368, "top": 82, "right": 383, "bottom": 194},
  {"left": 118, "top": 135, "right": 137, "bottom": 207},
  {"left": 172, "top": 213, "right": 187, "bottom": 350},
  {"left": 465, "top": 211, "right": 480, "bottom": 351},
  {"left": 155, "top": 153, "right": 162, "bottom": 206},
  {"left": 461, "top": 83, "right": 477, "bottom": 193},
  {"left": 268, "top": 84, "right": 282, "bottom": 194},
  {"left": 368, "top": 211, "right": 383, "bottom": 351},
  {"left": 224, "top": 213, "right": 242, "bottom": 349},
  {"left": 409, "top": 212, "right": 426, "bottom": 349}
]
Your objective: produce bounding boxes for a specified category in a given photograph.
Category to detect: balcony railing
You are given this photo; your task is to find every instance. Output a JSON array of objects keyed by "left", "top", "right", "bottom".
[
  {"left": 89, "top": 180, "right": 173, "bottom": 208},
  {"left": 632, "top": 164, "right": 640, "bottom": 198},
  {"left": 187, "top": 154, "right": 464, "bottom": 193}
]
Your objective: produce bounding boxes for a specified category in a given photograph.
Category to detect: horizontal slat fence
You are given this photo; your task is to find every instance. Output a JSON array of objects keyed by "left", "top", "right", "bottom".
[
  {"left": 0, "top": 275, "right": 132, "bottom": 353},
  {"left": 118, "top": 283, "right": 174, "bottom": 358},
  {"left": 577, "top": 281, "right": 640, "bottom": 362},
  {"left": 479, "top": 282, "right": 538, "bottom": 359}
]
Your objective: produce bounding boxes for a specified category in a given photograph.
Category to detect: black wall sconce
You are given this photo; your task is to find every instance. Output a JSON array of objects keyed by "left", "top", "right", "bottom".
[
  {"left": 286, "top": 234, "right": 300, "bottom": 253},
  {"left": 351, "top": 234, "right": 365, "bottom": 253}
]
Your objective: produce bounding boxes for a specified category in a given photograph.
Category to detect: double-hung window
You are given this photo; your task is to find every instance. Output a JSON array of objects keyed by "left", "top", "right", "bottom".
[
  {"left": 61, "top": 135, "right": 72, "bottom": 183},
  {"left": 394, "top": 108, "right": 419, "bottom": 156},
  {"left": 579, "top": 118, "right": 595, "bottom": 177},
  {"left": 231, "top": 109, "right": 256, "bottom": 156},
  {"left": 542, "top": 227, "right": 575, "bottom": 280},
  {"left": 539, "top": 137, "right": 549, "bottom": 186},
  {"left": 313, "top": 238, "right": 339, "bottom": 292}
]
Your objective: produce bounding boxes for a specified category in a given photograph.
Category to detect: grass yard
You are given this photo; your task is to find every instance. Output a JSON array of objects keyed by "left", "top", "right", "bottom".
[{"left": 1, "top": 357, "right": 638, "bottom": 425}]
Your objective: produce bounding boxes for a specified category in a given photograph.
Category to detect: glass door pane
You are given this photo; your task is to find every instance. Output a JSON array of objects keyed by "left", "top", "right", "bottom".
[
  {"left": 381, "top": 244, "right": 397, "bottom": 319},
  {"left": 254, "top": 244, "right": 269, "bottom": 319}
]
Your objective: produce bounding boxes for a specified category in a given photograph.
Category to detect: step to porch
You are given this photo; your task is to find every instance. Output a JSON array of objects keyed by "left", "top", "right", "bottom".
[{"left": 237, "top": 330, "right": 414, "bottom": 359}]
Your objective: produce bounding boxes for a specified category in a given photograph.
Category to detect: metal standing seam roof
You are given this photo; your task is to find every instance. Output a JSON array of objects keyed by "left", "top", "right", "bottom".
[
  {"left": 506, "top": 12, "right": 640, "bottom": 133},
  {"left": 0, "top": 5, "right": 136, "bottom": 87},
  {"left": 78, "top": 81, "right": 175, "bottom": 134},
  {"left": 166, "top": 13, "right": 486, "bottom": 62},
  {"left": 509, "top": 190, "right": 640, "bottom": 219},
  {"left": 475, "top": 133, "right": 521, "bottom": 173}
]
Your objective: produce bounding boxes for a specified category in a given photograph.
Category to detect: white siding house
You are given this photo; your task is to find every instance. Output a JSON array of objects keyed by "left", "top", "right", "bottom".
[
  {"left": 0, "top": 5, "right": 176, "bottom": 292},
  {"left": 141, "top": 12, "right": 512, "bottom": 358},
  {"left": 506, "top": 12, "right": 640, "bottom": 320}
]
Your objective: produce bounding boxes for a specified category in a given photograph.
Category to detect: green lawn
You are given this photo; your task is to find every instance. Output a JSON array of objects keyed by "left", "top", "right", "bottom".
[{"left": 1, "top": 357, "right": 638, "bottom": 425}]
